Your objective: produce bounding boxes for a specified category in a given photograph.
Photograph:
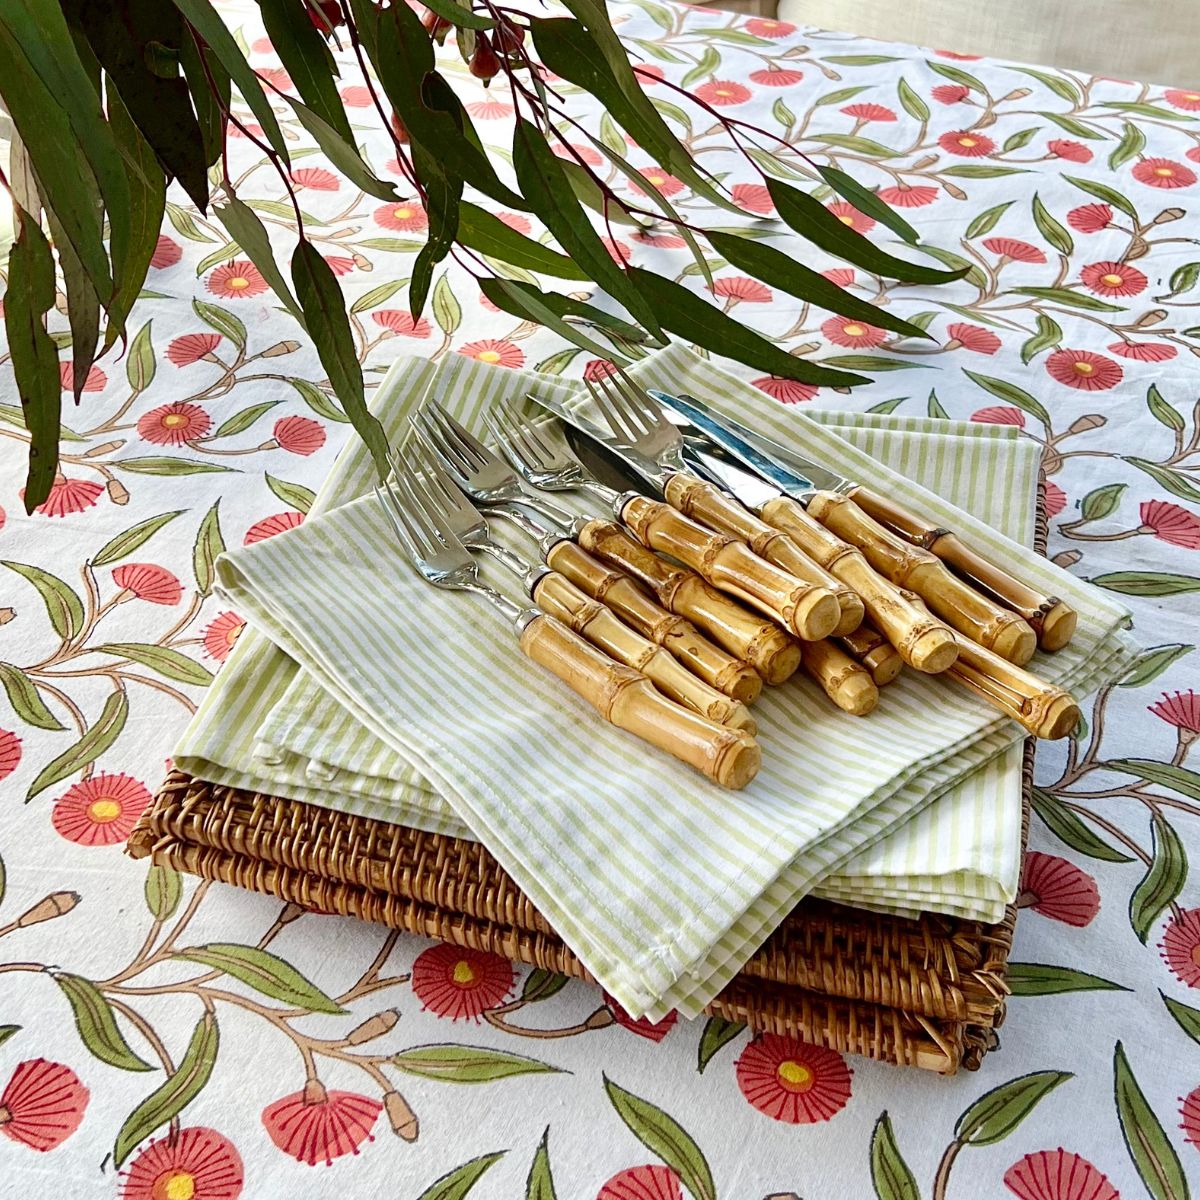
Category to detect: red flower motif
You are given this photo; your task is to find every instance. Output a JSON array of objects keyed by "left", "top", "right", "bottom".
[
  {"left": 633, "top": 64, "right": 665, "bottom": 86},
  {"left": 150, "top": 236, "right": 182, "bottom": 269},
  {"left": 936, "top": 50, "right": 982, "bottom": 60},
  {"left": 52, "top": 772, "right": 152, "bottom": 847},
  {"left": 1190, "top": 146, "right": 1200, "bottom": 164},
  {"left": 553, "top": 142, "right": 603, "bottom": 167},
  {"left": 627, "top": 169, "right": 685, "bottom": 197},
  {"left": 876, "top": 184, "right": 940, "bottom": 208},
  {"left": 745, "top": 18, "right": 796, "bottom": 36},
  {"left": 946, "top": 322, "right": 1001, "bottom": 354},
  {"left": 1108, "top": 340, "right": 1177, "bottom": 362},
  {"left": 714, "top": 276, "right": 773, "bottom": 304},
  {"left": 597, "top": 1165, "right": 683, "bottom": 1200},
  {"left": 167, "top": 333, "right": 223, "bottom": 367},
  {"left": 290, "top": 167, "right": 340, "bottom": 191},
  {"left": 630, "top": 228, "right": 688, "bottom": 249},
  {"left": 496, "top": 211, "right": 532, "bottom": 235},
  {"left": 1133, "top": 158, "right": 1197, "bottom": 189},
  {"left": 735, "top": 1034, "right": 852, "bottom": 1123},
  {"left": 0, "top": 729, "right": 21, "bottom": 781},
  {"left": 754, "top": 377, "right": 819, "bottom": 405},
  {"left": 822, "top": 268, "right": 856, "bottom": 287},
  {"left": 1182, "top": 1086, "right": 1200, "bottom": 1149},
  {"left": 1067, "top": 204, "right": 1114, "bottom": 233},
  {"left": 411, "top": 943, "right": 514, "bottom": 1019},
  {"left": 255, "top": 67, "right": 291, "bottom": 91},
  {"left": 939, "top": 129, "right": 995, "bottom": 156},
  {"left": 1003, "top": 1149, "right": 1119, "bottom": 1200},
  {"left": 603, "top": 994, "right": 678, "bottom": 1042},
  {"left": 273, "top": 416, "right": 326, "bottom": 457},
  {"left": 1019, "top": 852, "right": 1099, "bottom": 927},
  {"left": 121, "top": 1127, "right": 243, "bottom": 1199},
  {"left": 340, "top": 85, "right": 373, "bottom": 107},
  {"left": 207, "top": 261, "right": 268, "bottom": 299},
  {"left": 262, "top": 1080, "right": 380, "bottom": 1167},
  {"left": 1149, "top": 691, "right": 1200, "bottom": 733},
  {"left": 982, "top": 237, "right": 1047, "bottom": 263},
  {"left": 731, "top": 183, "right": 774, "bottom": 215},
  {"left": 1141, "top": 500, "right": 1200, "bottom": 549},
  {"left": 827, "top": 200, "right": 875, "bottom": 233},
  {"left": 466, "top": 98, "right": 515, "bottom": 119},
  {"left": 1160, "top": 907, "right": 1200, "bottom": 986},
  {"left": 971, "top": 406, "right": 1025, "bottom": 426},
  {"left": 226, "top": 122, "right": 264, "bottom": 140},
  {"left": 932, "top": 84, "right": 970, "bottom": 104},
  {"left": 0, "top": 1059, "right": 88, "bottom": 1152},
  {"left": 584, "top": 359, "right": 619, "bottom": 382},
  {"left": 244, "top": 511, "right": 305, "bottom": 545},
  {"left": 694, "top": 80, "right": 752, "bottom": 106},
  {"left": 372, "top": 202, "right": 429, "bottom": 231},
  {"left": 32, "top": 477, "right": 103, "bottom": 518},
  {"left": 1165, "top": 88, "right": 1200, "bottom": 111},
  {"left": 458, "top": 339, "right": 526, "bottom": 369},
  {"left": 137, "top": 402, "right": 212, "bottom": 445},
  {"left": 114, "top": 562, "right": 183, "bottom": 605},
  {"left": 251, "top": 36, "right": 273, "bottom": 53},
  {"left": 749, "top": 67, "right": 803, "bottom": 87},
  {"left": 1080, "top": 260, "right": 1147, "bottom": 297},
  {"left": 842, "top": 103, "right": 897, "bottom": 122},
  {"left": 58, "top": 362, "right": 107, "bottom": 392},
  {"left": 822, "top": 315, "right": 886, "bottom": 348},
  {"left": 1047, "top": 139, "right": 1093, "bottom": 163},
  {"left": 1046, "top": 348, "right": 1123, "bottom": 392},
  {"left": 323, "top": 255, "right": 355, "bottom": 276},
  {"left": 1045, "top": 481, "right": 1067, "bottom": 519},
  {"left": 203, "top": 611, "right": 246, "bottom": 662},
  {"left": 373, "top": 311, "right": 432, "bottom": 338}
]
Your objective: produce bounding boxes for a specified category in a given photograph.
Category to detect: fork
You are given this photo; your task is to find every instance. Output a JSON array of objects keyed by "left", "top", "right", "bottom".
[{"left": 376, "top": 448, "right": 761, "bottom": 790}]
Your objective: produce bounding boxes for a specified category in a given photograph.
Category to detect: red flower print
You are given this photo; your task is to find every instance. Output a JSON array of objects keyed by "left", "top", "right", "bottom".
[
  {"left": 121, "top": 1127, "right": 243, "bottom": 1200},
  {"left": 113, "top": 563, "right": 183, "bottom": 605},
  {"left": 602, "top": 236, "right": 632, "bottom": 263},
  {"left": 52, "top": 773, "right": 152, "bottom": 847},
  {"left": 938, "top": 129, "right": 995, "bottom": 156},
  {"left": 822, "top": 315, "right": 887, "bottom": 348},
  {"left": 603, "top": 993, "right": 678, "bottom": 1042},
  {"left": 203, "top": 612, "right": 246, "bottom": 662},
  {"left": 1141, "top": 501, "right": 1200, "bottom": 549},
  {"left": 749, "top": 67, "right": 804, "bottom": 87},
  {"left": 630, "top": 228, "right": 688, "bottom": 249},
  {"left": 340, "top": 85, "right": 373, "bottom": 107},
  {"left": 1190, "top": 146, "right": 1200, "bottom": 164},
  {"left": 167, "top": 334, "right": 223, "bottom": 367},
  {"left": 732, "top": 183, "right": 774, "bottom": 215},
  {"left": 226, "top": 123, "right": 264, "bottom": 140},
  {"left": 553, "top": 142, "right": 603, "bottom": 167},
  {"left": 827, "top": 200, "right": 875, "bottom": 233},
  {"left": 597, "top": 1165, "right": 683, "bottom": 1200},
  {"left": 694, "top": 80, "right": 752, "bottom": 106},
  {"left": 1165, "top": 88, "right": 1200, "bottom": 111},
  {"left": 982, "top": 237, "right": 1047, "bottom": 263},
  {"left": 373, "top": 202, "right": 429, "bottom": 231},
  {"left": 1080, "top": 260, "right": 1147, "bottom": 297},
  {"left": 584, "top": 359, "right": 619, "bottom": 382},
  {"left": 1108, "top": 340, "right": 1177, "bottom": 362},
  {"left": 1182, "top": 1086, "right": 1200, "bottom": 1149},
  {"left": 323, "top": 256, "right": 355, "bottom": 276},
  {"left": 251, "top": 36, "right": 273, "bottom": 53},
  {"left": 32, "top": 476, "right": 103, "bottom": 518},
  {"left": 1003, "top": 1149, "right": 1119, "bottom": 1200},
  {"left": 633, "top": 64, "right": 665, "bottom": 86},
  {"left": 262, "top": 1080, "right": 380, "bottom": 1167},
  {"left": 273, "top": 416, "right": 326, "bottom": 456},
  {"left": 411, "top": 943, "right": 514, "bottom": 1019},
  {"left": 290, "top": 167, "right": 339, "bottom": 191},
  {"left": 255, "top": 67, "right": 291, "bottom": 91},
  {"left": 0, "top": 1059, "right": 88, "bottom": 1152},
  {"left": 1133, "top": 157, "right": 1196, "bottom": 189},
  {"left": 876, "top": 184, "right": 940, "bottom": 208},
  {"left": 478, "top": 291, "right": 501, "bottom": 313},
  {"left": 1019, "top": 852, "right": 1099, "bottom": 927},
  {"left": 1067, "top": 204, "right": 1113, "bottom": 233},
  {"left": 754, "top": 376, "right": 819, "bottom": 404},
  {"left": 745, "top": 18, "right": 796, "bottom": 36},
  {"left": 971, "top": 406, "right": 1025, "bottom": 426},
  {"left": 936, "top": 50, "right": 981, "bottom": 60},
  {"left": 1046, "top": 349, "right": 1123, "bottom": 392},
  {"left": 714, "top": 276, "right": 773, "bottom": 304},
  {"left": 628, "top": 169, "right": 684, "bottom": 197},
  {"left": 0, "top": 729, "right": 21, "bottom": 781},
  {"left": 496, "top": 211, "right": 532, "bottom": 235},
  {"left": 842, "top": 103, "right": 897, "bottom": 122},
  {"left": 458, "top": 339, "right": 526, "bottom": 369},
  {"left": 1047, "top": 139, "right": 1093, "bottom": 163},
  {"left": 467, "top": 98, "right": 515, "bottom": 119},
  {"left": 244, "top": 511, "right": 305, "bottom": 545},
  {"left": 138, "top": 401, "right": 212, "bottom": 445},
  {"left": 1149, "top": 691, "right": 1200, "bottom": 734},
  {"left": 932, "top": 84, "right": 970, "bottom": 104},
  {"left": 735, "top": 1034, "right": 852, "bottom": 1123},
  {"left": 1160, "top": 907, "right": 1200, "bottom": 986},
  {"left": 1045, "top": 481, "right": 1067, "bottom": 519},
  {"left": 946, "top": 323, "right": 1001, "bottom": 354},
  {"left": 207, "top": 261, "right": 268, "bottom": 298},
  {"left": 373, "top": 310, "right": 432, "bottom": 338},
  {"left": 150, "top": 236, "right": 182, "bottom": 269},
  {"left": 822, "top": 268, "right": 855, "bottom": 287},
  {"left": 58, "top": 362, "right": 107, "bottom": 392}
]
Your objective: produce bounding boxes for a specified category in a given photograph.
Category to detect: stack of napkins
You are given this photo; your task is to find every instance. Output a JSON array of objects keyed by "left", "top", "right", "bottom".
[{"left": 175, "top": 344, "right": 1136, "bottom": 1019}]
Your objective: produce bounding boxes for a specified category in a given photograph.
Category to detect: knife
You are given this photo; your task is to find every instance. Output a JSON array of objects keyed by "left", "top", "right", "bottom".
[{"left": 652, "top": 389, "right": 1075, "bottom": 656}]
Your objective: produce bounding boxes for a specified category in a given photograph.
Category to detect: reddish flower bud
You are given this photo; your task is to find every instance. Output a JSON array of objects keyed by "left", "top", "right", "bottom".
[
  {"left": 307, "top": 0, "right": 343, "bottom": 32},
  {"left": 469, "top": 35, "right": 502, "bottom": 83},
  {"left": 494, "top": 19, "right": 526, "bottom": 54},
  {"left": 390, "top": 110, "right": 410, "bottom": 145},
  {"left": 421, "top": 9, "right": 452, "bottom": 41}
]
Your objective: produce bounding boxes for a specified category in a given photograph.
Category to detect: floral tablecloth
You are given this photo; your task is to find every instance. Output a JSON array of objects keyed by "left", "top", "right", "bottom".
[{"left": 3, "top": 4, "right": 1200, "bottom": 1197}]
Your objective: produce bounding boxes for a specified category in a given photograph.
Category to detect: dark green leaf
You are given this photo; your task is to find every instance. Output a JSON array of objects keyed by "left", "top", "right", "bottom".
[
  {"left": 26, "top": 689, "right": 128, "bottom": 800},
  {"left": 40, "top": 195, "right": 100, "bottom": 402},
  {"left": 1125, "top": 458, "right": 1200, "bottom": 504},
  {"left": 1109, "top": 122, "right": 1147, "bottom": 170},
  {"left": 1130, "top": 813, "right": 1188, "bottom": 942},
  {"left": 416, "top": 0, "right": 495, "bottom": 28},
  {"left": 213, "top": 401, "right": 279, "bottom": 439},
  {"left": 54, "top": 972, "right": 153, "bottom": 1071},
  {"left": 391, "top": 1044, "right": 562, "bottom": 1083},
  {"left": 193, "top": 500, "right": 225, "bottom": 596},
  {"left": 1162, "top": 992, "right": 1200, "bottom": 1046},
  {"left": 1032, "top": 194, "right": 1072, "bottom": 256},
  {"left": 1164, "top": 263, "right": 1200, "bottom": 300},
  {"left": 1, "top": 561, "right": 85, "bottom": 640},
  {"left": 1080, "top": 482, "right": 1126, "bottom": 522},
  {"left": 1006, "top": 963, "right": 1129, "bottom": 995},
  {"left": 127, "top": 320, "right": 157, "bottom": 391},
  {"left": 175, "top": 943, "right": 346, "bottom": 1013},
  {"left": 145, "top": 864, "right": 182, "bottom": 920},
  {"left": 96, "top": 643, "right": 213, "bottom": 687},
  {"left": 1065, "top": 175, "right": 1138, "bottom": 219},
  {"left": 113, "top": 457, "right": 235, "bottom": 476},
  {"left": 1113, "top": 1041, "right": 1190, "bottom": 1200},
  {"left": 818, "top": 166, "right": 919, "bottom": 244},
  {"left": 1120, "top": 644, "right": 1193, "bottom": 688},
  {"left": 0, "top": 1026, "right": 19, "bottom": 1049},
  {"left": 259, "top": 0, "right": 352, "bottom": 142},
  {"left": 1031, "top": 786, "right": 1134, "bottom": 862},
  {"left": 521, "top": 969, "right": 569, "bottom": 1003},
  {"left": 212, "top": 199, "right": 306, "bottom": 326},
  {"left": 0, "top": 662, "right": 65, "bottom": 731},
  {"left": 954, "top": 1071, "right": 1072, "bottom": 1145},
  {"left": 962, "top": 369, "right": 1051, "bottom": 426},
  {"left": 870, "top": 1112, "right": 919, "bottom": 1200},
  {"left": 525, "top": 1128, "right": 557, "bottom": 1200},
  {"left": 93, "top": 511, "right": 183, "bottom": 567},
  {"left": 1148, "top": 385, "right": 1186, "bottom": 431},
  {"left": 179, "top": 26, "right": 229, "bottom": 168},
  {"left": 965, "top": 201, "right": 1013, "bottom": 239},
  {"left": 458, "top": 204, "right": 587, "bottom": 281},
  {"left": 265, "top": 474, "right": 315, "bottom": 515},
  {"left": 1092, "top": 571, "right": 1200, "bottom": 596},
  {"left": 282, "top": 95, "right": 397, "bottom": 202},
  {"left": 1020, "top": 314, "right": 1062, "bottom": 364},
  {"left": 478, "top": 279, "right": 632, "bottom": 363},
  {"left": 417, "top": 1152, "right": 506, "bottom": 1200},
  {"left": 696, "top": 1015, "right": 744, "bottom": 1073}
]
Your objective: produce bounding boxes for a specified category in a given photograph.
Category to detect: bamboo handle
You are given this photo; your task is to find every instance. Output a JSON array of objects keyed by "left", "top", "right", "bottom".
[
  {"left": 532, "top": 573, "right": 756, "bottom": 733},
  {"left": 759, "top": 496, "right": 959, "bottom": 675},
  {"left": 519, "top": 614, "right": 762, "bottom": 788},
  {"left": 620, "top": 495, "right": 835, "bottom": 643},
  {"left": 806, "top": 491, "right": 1037, "bottom": 665},
  {"left": 849, "top": 485, "right": 1077, "bottom": 652},
  {"left": 545, "top": 540, "right": 762, "bottom": 704},
  {"left": 663, "top": 474, "right": 851, "bottom": 638},
  {"left": 800, "top": 640, "right": 878, "bottom": 716},
  {"left": 577, "top": 519, "right": 801, "bottom": 685},
  {"left": 838, "top": 622, "right": 904, "bottom": 686}
]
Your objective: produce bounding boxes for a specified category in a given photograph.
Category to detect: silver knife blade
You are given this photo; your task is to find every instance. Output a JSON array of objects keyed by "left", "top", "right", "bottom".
[
  {"left": 562, "top": 423, "right": 665, "bottom": 499},
  {"left": 685, "top": 446, "right": 786, "bottom": 513}
]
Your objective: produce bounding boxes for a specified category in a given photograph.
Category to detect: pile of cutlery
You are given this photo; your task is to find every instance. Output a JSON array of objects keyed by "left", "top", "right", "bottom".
[{"left": 378, "top": 370, "right": 1081, "bottom": 791}]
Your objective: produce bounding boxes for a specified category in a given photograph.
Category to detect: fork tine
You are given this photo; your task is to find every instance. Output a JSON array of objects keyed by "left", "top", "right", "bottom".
[
  {"left": 597, "top": 370, "right": 654, "bottom": 440},
  {"left": 389, "top": 462, "right": 442, "bottom": 553},
  {"left": 412, "top": 408, "right": 467, "bottom": 476},
  {"left": 426, "top": 402, "right": 489, "bottom": 470},
  {"left": 487, "top": 404, "right": 545, "bottom": 476},
  {"left": 376, "top": 481, "right": 419, "bottom": 563},
  {"left": 585, "top": 376, "right": 637, "bottom": 443},
  {"left": 403, "top": 453, "right": 470, "bottom": 553},
  {"left": 611, "top": 367, "right": 660, "bottom": 437},
  {"left": 414, "top": 434, "right": 474, "bottom": 517}
]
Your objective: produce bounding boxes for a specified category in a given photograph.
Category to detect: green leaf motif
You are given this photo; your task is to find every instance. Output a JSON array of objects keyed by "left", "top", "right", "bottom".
[
  {"left": 1164, "top": 263, "right": 1200, "bottom": 300},
  {"left": 213, "top": 402, "right": 279, "bottom": 440},
  {"left": 145, "top": 864, "right": 182, "bottom": 921},
  {"left": 27, "top": 689, "right": 129, "bottom": 801},
  {"left": 266, "top": 474, "right": 316, "bottom": 516},
  {"left": 1147, "top": 384, "right": 1185, "bottom": 431},
  {"left": 96, "top": 643, "right": 214, "bottom": 688},
  {"left": 1032, "top": 194, "right": 1073, "bottom": 256},
  {"left": 1120, "top": 644, "right": 1193, "bottom": 689},
  {"left": 962, "top": 369, "right": 1051, "bottom": 427},
  {"left": 697, "top": 1015, "right": 744, "bottom": 1073},
  {"left": 954, "top": 1070, "right": 1072, "bottom": 1145},
  {"left": 174, "top": 943, "right": 346, "bottom": 1014},
  {"left": 870, "top": 1112, "right": 920, "bottom": 1200},
  {"left": 1006, "top": 963, "right": 1130, "bottom": 996},
  {"left": 193, "top": 501, "right": 225, "bottom": 598},
  {"left": 432, "top": 273, "right": 463, "bottom": 337},
  {"left": 1162, "top": 991, "right": 1200, "bottom": 1046},
  {"left": 525, "top": 1128, "right": 557, "bottom": 1200},
  {"left": 392, "top": 1044, "right": 562, "bottom": 1083},
  {"left": 127, "top": 321, "right": 157, "bottom": 392},
  {"left": 896, "top": 77, "right": 929, "bottom": 123},
  {"left": 928, "top": 389, "right": 949, "bottom": 419},
  {"left": 1079, "top": 482, "right": 1126, "bottom": 522},
  {"left": 521, "top": 968, "right": 569, "bottom": 1003},
  {"left": 92, "top": 512, "right": 184, "bottom": 568},
  {"left": 1, "top": 561, "right": 85, "bottom": 641},
  {"left": 417, "top": 1151, "right": 506, "bottom": 1200},
  {"left": 54, "top": 972, "right": 153, "bottom": 1072},
  {"left": 1031, "top": 787, "right": 1134, "bottom": 862},
  {"left": 1109, "top": 122, "right": 1147, "bottom": 170},
  {"left": 192, "top": 298, "right": 247, "bottom": 352},
  {"left": 605, "top": 1077, "right": 715, "bottom": 1200},
  {"left": 1012, "top": 286, "right": 1122, "bottom": 312},
  {"left": 1113, "top": 1041, "right": 1190, "bottom": 1200},
  {"left": 1092, "top": 572, "right": 1200, "bottom": 597},
  {"left": 1129, "top": 812, "right": 1187, "bottom": 943},
  {"left": 1124, "top": 457, "right": 1200, "bottom": 505},
  {"left": 1020, "top": 314, "right": 1063, "bottom": 365},
  {"left": 965, "top": 201, "right": 1014, "bottom": 239},
  {"left": 113, "top": 458, "right": 236, "bottom": 476},
  {"left": 1065, "top": 175, "right": 1138, "bottom": 219},
  {"left": 289, "top": 379, "right": 349, "bottom": 424},
  {"left": 0, "top": 1026, "right": 19, "bottom": 1049},
  {"left": 0, "top": 662, "right": 65, "bottom": 731}
]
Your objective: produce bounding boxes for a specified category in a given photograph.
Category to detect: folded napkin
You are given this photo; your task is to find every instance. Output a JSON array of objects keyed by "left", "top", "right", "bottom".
[{"left": 182, "top": 343, "right": 1136, "bottom": 1019}]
